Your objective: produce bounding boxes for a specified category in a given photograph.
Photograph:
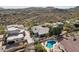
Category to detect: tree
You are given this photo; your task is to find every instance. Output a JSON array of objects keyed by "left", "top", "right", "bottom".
[
  {"left": 49, "top": 26, "right": 63, "bottom": 36},
  {"left": 34, "top": 41, "right": 47, "bottom": 52}
]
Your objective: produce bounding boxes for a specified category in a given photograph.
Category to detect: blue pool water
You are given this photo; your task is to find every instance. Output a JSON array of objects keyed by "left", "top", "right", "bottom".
[{"left": 46, "top": 40, "right": 56, "bottom": 48}]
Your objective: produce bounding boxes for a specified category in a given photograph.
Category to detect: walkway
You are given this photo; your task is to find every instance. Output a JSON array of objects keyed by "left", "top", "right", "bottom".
[{"left": 24, "top": 31, "right": 34, "bottom": 44}]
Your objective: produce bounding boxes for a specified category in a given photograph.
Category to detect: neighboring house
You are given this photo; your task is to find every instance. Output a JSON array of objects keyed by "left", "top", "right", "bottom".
[
  {"left": 42, "top": 23, "right": 53, "bottom": 26},
  {"left": 72, "top": 20, "right": 79, "bottom": 31},
  {"left": 4, "top": 25, "right": 34, "bottom": 45},
  {"left": 52, "top": 22, "right": 64, "bottom": 28},
  {"left": 5, "top": 25, "right": 25, "bottom": 44},
  {"left": 56, "top": 22, "right": 63, "bottom": 25},
  {"left": 73, "top": 20, "right": 79, "bottom": 27},
  {"left": 31, "top": 26, "right": 49, "bottom": 37}
]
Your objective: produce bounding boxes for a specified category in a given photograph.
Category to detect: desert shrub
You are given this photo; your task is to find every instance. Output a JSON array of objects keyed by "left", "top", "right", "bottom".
[
  {"left": 0, "top": 25, "right": 5, "bottom": 35},
  {"left": 34, "top": 41, "right": 47, "bottom": 52}
]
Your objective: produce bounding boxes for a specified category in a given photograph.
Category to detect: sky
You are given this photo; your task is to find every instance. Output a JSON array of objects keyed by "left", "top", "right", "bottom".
[
  {"left": 2, "top": 6, "right": 76, "bottom": 9},
  {"left": 0, "top": 0, "right": 78, "bottom": 9}
]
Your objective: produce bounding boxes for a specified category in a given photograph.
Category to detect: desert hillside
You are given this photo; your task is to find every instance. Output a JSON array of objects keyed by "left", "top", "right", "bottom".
[{"left": 0, "top": 7, "right": 79, "bottom": 25}]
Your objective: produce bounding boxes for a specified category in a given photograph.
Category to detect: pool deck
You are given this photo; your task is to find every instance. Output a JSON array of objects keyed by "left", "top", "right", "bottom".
[
  {"left": 41, "top": 42, "right": 55, "bottom": 52},
  {"left": 41, "top": 40, "right": 58, "bottom": 52}
]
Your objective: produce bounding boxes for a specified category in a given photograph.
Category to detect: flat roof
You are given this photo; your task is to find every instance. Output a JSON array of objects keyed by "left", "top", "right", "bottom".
[
  {"left": 7, "top": 34, "right": 24, "bottom": 41},
  {"left": 31, "top": 26, "right": 49, "bottom": 35},
  {"left": 6, "top": 25, "right": 24, "bottom": 31},
  {"left": 7, "top": 27, "right": 18, "bottom": 31}
]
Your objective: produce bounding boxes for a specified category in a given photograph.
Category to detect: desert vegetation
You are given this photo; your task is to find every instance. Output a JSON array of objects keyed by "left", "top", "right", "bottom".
[{"left": 0, "top": 7, "right": 79, "bottom": 26}]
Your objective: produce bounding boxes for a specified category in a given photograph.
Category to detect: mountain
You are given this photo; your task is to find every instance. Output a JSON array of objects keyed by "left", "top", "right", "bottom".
[
  {"left": 0, "top": 7, "right": 4, "bottom": 10},
  {"left": 0, "top": 6, "right": 79, "bottom": 26}
]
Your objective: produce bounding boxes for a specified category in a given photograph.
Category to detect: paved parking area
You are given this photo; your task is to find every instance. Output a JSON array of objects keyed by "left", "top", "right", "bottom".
[{"left": 60, "top": 35, "right": 79, "bottom": 52}]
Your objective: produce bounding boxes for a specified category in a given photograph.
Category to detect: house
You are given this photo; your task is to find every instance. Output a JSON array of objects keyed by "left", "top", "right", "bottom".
[
  {"left": 52, "top": 23, "right": 58, "bottom": 27},
  {"left": 42, "top": 23, "right": 53, "bottom": 26},
  {"left": 31, "top": 26, "right": 49, "bottom": 37},
  {"left": 73, "top": 20, "right": 79, "bottom": 27},
  {"left": 52, "top": 22, "right": 63, "bottom": 27},
  {"left": 56, "top": 22, "right": 63, "bottom": 25},
  {"left": 4, "top": 24, "right": 34, "bottom": 45},
  {"left": 4, "top": 25, "right": 25, "bottom": 44},
  {"left": 71, "top": 20, "right": 79, "bottom": 31}
]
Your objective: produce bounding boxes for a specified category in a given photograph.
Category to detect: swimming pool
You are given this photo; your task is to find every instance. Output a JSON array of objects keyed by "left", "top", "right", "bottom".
[{"left": 46, "top": 40, "right": 56, "bottom": 48}]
